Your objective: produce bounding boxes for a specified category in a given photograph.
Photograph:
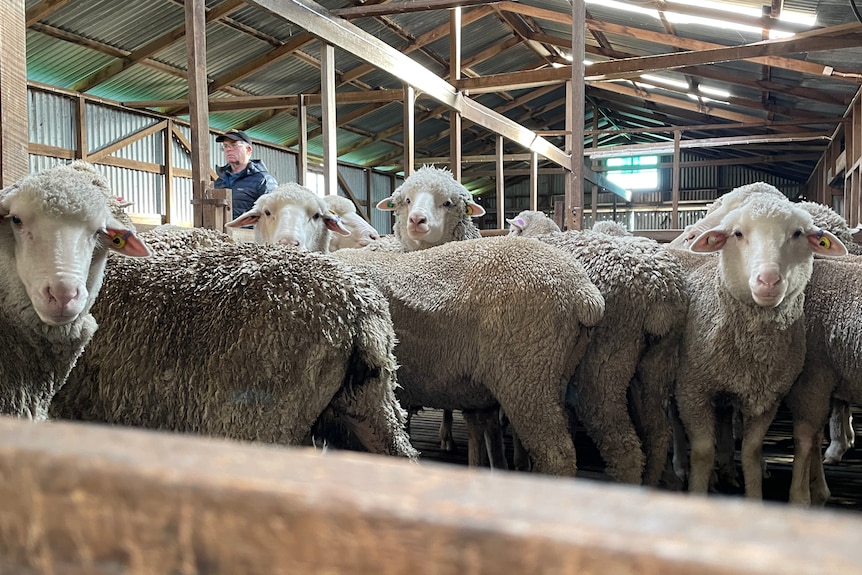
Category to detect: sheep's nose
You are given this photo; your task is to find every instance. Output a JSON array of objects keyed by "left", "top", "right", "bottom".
[
  {"left": 369, "top": 232, "right": 380, "bottom": 240},
  {"left": 278, "top": 238, "right": 301, "bottom": 248},
  {"left": 409, "top": 214, "right": 426, "bottom": 225},
  {"left": 755, "top": 269, "right": 781, "bottom": 288}
]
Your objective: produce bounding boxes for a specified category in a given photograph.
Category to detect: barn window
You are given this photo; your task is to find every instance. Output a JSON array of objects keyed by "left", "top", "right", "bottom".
[{"left": 605, "top": 155, "right": 659, "bottom": 192}]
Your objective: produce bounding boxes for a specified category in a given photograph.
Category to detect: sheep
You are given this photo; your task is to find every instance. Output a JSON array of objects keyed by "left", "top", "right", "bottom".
[
  {"left": 49, "top": 242, "right": 418, "bottom": 460},
  {"left": 783, "top": 256, "right": 862, "bottom": 505},
  {"left": 506, "top": 210, "right": 561, "bottom": 236},
  {"left": 225, "top": 182, "right": 350, "bottom": 251},
  {"left": 321, "top": 194, "right": 381, "bottom": 250},
  {"left": 376, "top": 165, "right": 493, "bottom": 460},
  {"left": 375, "top": 165, "right": 486, "bottom": 251},
  {"left": 0, "top": 161, "right": 150, "bottom": 419},
  {"left": 138, "top": 225, "right": 235, "bottom": 251},
  {"left": 669, "top": 194, "right": 846, "bottom": 498},
  {"left": 530, "top": 229, "right": 688, "bottom": 485},
  {"left": 795, "top": 202, "right": 861, "bottom": 466},
  {"left": 334, "top": 236, "right": 605, "bottom": 476},
  {"left": 590, "top": 220, "right": 631, "bottom": 237}
]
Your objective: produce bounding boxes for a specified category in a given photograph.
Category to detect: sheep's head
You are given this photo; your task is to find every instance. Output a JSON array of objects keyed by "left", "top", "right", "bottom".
[
  {"left": 226, "top": 182, "right": 350, "bottom": 252},
  {"left": 322, "top": 195, "right": 380, "bottom": 250},
  {"left": 506, "top": 210, "right": 560, "bottom": 237},
  {"left": 690, "top": 196, "right": 847, "bottom": 307},
  {"left": 0, "top": 162, "right": 151, "bottom": 326},
  {"left": 376, "top": 165, "right": 485, "bottom": 250}
]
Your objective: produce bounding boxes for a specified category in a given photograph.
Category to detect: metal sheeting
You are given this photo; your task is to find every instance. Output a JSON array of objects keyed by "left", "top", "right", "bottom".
[
  {"left": 86, "top": 102, "right": 162, "bottom": 160},
  {"left": 28, "top": 89, "right": 75, "bottom": 150}
]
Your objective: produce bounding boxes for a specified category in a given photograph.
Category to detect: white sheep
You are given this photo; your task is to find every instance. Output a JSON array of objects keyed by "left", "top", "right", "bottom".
[
  {"left": 375, "top": 165, "right": 486, "bottom": 251},
  {"left": 334, "top": 236, "right": 605, "bottom": 476},
  {"left": 669, "top": 193, "right": 846, "bottom": 498},
  {"left": 530, "top": 229, "right": 688, "bottom": 485},
  {"left": 0, "top": 161, "right": 150, "bottom": 418},
  {"left": 321, "top": 194, "right": 381, "bottom": 250},
  {"left": 50, "top": 242, "right": 418, "bottom": 460},
  {"left": 226, "top": 182, "right": 350, "bottom": 251},
  {"left": 783, "top": 256, "right": 862, "bottom": 504},
  {"left": 506, "top": 210, "right": 561, "bottom": 236},
  {"left": 376, "top": 166, "right": 498, "bottom": 463}
]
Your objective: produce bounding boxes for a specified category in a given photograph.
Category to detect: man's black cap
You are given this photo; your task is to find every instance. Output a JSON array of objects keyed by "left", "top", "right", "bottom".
[{"left": 216, "top": 130, "right": 252, "bottom": 145}]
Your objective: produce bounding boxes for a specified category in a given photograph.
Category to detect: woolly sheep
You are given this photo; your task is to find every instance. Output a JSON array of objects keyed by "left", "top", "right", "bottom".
[
  {"left": 376, "top": 166, "right": 492, "bottom": 460},
  {"left": 590, "top": 220, "right": 631, "bottom": 237},
  {"left": 375, "top": 165, "right": 486, "bottom": 251},
  {"left": 50, "top": 243, "right": 418, "bottom": 460},
  {"left": 506, "top": 210, "right": 561, "bottom": 236},
  {"left": 783, "top": 256, "right": 862, "bottom": 505},
  {"left": 670, "top": 194, "right": 846, "bottom": 498},
  {"left": 0, "top": 161, "right": 150, "bottom": 418},
  {"left": 530, "top": 229, "right": 688, "bottom": 484},
  {"left": 226, "top": 182, "right": 350, "bottom": 251},
  {"left": 796, "top": 202, "right": 861, "bottom": 466},
  {"left": 334, "top": 236, "right": 605, "bottom": 475},
  {"left": 322, "top": 194, "right": 381, "bottom": 250}
]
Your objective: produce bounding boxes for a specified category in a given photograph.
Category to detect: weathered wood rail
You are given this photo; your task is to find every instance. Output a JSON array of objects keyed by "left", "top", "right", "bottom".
[{"left": 0, "top": 417, "right": 860, "bottom": 574}]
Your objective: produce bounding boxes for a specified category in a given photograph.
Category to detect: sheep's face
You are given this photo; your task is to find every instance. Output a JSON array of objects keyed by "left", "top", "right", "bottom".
[
  {"left": 0, "top": 171, "right": 151, "bottom": 326},
  {"left": 690, "top": 199, "right": 847, "bottom": 307},
  {"left": 227, "top": 184, "right": 350, "bottom": 252},
  {"left": 329, "top": 211, "right": 380, "bottom": 250},
  {"left": 376, "top": 167, "right": 485, "bottom": 250}
]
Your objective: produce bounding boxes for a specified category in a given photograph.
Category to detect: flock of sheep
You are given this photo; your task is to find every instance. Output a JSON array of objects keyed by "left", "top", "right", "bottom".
[{"left": 3, "top": 159, "right": 861, "bottom": 508}]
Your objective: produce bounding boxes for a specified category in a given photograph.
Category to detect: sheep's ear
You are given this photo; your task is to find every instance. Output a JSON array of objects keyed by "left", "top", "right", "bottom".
[
  {"left": 689, "top": 229, "right": 728, "bottom": 253},
  {"left": 226, "top": 210, "right": 261, "bottom": 228},
  {"left": 324, "top": 211, "right": 351, "bottom": 236},
  {"left": 103, "top": 227, "right": 152, "bottom": 257},
  {"left": 376, "top": 197, "right": 397, "bottom": 211},
  {"left": 506, "top": 217, "right": 525, "bottom": 232},
  {"left": 808, "top": 228, "right": 848, "bottom": 257},
  {"left": 465, "top": 199, "right": 486, "bottom": 218}
]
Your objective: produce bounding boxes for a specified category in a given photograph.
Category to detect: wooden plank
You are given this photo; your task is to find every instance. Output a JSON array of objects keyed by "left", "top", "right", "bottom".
[
  {"left": 0, "top": 0, "right": 29, "bottom": 187},
  {"left": 185, "top": 0, "right": 210, "bottom": 229},
  {"left": 1, "top": 417, "right": 862, "bottom": 573}
]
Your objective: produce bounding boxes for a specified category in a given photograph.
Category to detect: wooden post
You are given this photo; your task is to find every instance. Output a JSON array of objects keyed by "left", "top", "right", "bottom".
[
  {"left": 185, "top": 0, "right": 211, "bottom": 228},
  {"left": 0, "top": 0, "right": 29, "bottom": 187},
  {"left": 192, "top": 184, "right": 232, "bottom": 232}
]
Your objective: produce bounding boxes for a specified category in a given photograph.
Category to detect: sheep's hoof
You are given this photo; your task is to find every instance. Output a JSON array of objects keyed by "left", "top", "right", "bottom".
[
  {"left": 824, "top": 443, "right": 847, "bottom": 465},
  {"left": 440, "top": 439, "right": 457, "bottom": 452}
]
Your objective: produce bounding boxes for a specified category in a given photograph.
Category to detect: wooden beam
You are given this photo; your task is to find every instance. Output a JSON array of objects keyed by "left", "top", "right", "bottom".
[
  {"left": 321, "top": 43, "right": 337, "bottom": 196},
  {"left": 586, "top": 132, "right": 832, "bottom": 159},
  {"left": 185, "top": 0, "right": 212, "bottom": 229},
  {"left": 0, "top": 0, "right": 29, "bottom": 187},
  {"left": 246, "top": 0, "right": 569, "bottom": 169},
  {"left": 3, "top": 418, "right": 862, "bottom": 573},
  {"left": 24, "top": 0, "right": 71, "bottom": 27},
  {"left": 331, "top": 0, "right": 499, "bottom": 17}
]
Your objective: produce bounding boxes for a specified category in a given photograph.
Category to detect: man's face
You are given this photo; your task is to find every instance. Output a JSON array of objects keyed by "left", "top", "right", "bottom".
[{"left": 222, "top": 140, "right": 252, "bottom": 165}]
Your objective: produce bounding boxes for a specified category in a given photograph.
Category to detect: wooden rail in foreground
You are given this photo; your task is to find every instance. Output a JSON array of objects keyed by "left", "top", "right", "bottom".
[{"left": 0, "top": 418, "right": 860, "bottom": 574}]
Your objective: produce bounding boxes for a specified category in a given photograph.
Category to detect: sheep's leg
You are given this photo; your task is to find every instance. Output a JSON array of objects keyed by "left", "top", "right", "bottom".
[
  {"left": 439, "top": 409, "right": 456, "bottom": 452},
  {"left": 670, "top": 401, "right": 689, "bottom": 484},
  {"left": 824, "top": 399, "right": 854, "bottom": 464},
  {"left": 496, "top": 388, "right": 577, "bottom": 476},
  {"left": 809, "top": 429, "right": 831, "bottom": 505},
  {"left": 739, "top": 403, "right": 779, "bottom": 499},
  {"left": 500, "top": 409, "right": 530, "bottom": 471},
  {"left": 789, "top": 418, "right": 818, "bottom": 505},
  {"left": 714, "top": 406, "right": 740, "bottom": 490},
  {"left": 632, "top": 334, "right": 678, "bottom": 487},
  {"left": 574, "top": 340, "right": 645, "bottom": 484},
  {"left": 463, "top": 409, "right": 508, "bottom": 470},
  {"left": 678, "top": 400, "right": 716, "bottom": 494}
]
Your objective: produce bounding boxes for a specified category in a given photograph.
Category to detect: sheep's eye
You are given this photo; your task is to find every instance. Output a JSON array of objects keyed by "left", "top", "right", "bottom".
[
  {"left": 264, "top": 209, "right": 271, "bottom": 217},
  {"left": 404, "top": 198, "right": 411, "bottom": 205},
  {"left": 443, "top": 200, "right": 453, "bottom": 207},
  {"left": 792, "top": 230, "right": 803, "bottom": 238},
  {"left": 733, "top": 231, "right": 743, "bottom": 238},
  {"left": 313, "top": 213, "right": 321, "bottom": 220},
  {"left": 10, "top": 215, "right": 21, "bottom": 225}
]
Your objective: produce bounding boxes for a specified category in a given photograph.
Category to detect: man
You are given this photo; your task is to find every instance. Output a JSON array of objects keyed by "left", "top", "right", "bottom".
[{"left": 214, "top": 130, "right": 278, "bottom": 218}]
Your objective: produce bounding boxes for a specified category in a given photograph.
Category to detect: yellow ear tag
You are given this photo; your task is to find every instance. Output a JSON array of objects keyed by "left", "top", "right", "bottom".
[
  {"left": 820, "top": 236, "right": 832, "bottom": 249},
  {"left": 107, "top": 230, "right": 131, "bottom": 249},
  {"left": 465, "top": 205, "right": 473, "bottom": 216}
]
